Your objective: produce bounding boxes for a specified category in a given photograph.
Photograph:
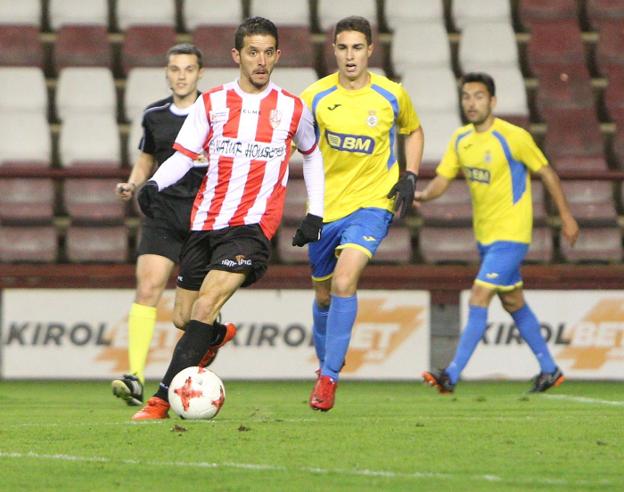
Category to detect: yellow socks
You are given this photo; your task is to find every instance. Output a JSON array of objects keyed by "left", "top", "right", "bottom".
[{"left": 128, "top": 303, "right": 157, "bottom": 384}]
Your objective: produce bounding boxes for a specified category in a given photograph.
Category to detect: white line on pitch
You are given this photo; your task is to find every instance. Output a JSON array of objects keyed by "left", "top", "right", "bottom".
[
  {"left": 543, "top": 394, "right": 624, "bottom": 407},
  {"left": 0, "top": 451, "right": 614, "bottom": 488}
]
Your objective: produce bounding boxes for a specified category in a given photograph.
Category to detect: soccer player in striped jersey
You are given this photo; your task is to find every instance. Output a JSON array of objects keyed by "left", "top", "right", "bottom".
[
  {"left": 131, "top": 17, "right": 325, "bottom": 420},
  {"left": 417, "top": 72, "right": 579, "bottom": 394},
  {"left": 300, "top": 16, "right": 424, "bottom": 411}
]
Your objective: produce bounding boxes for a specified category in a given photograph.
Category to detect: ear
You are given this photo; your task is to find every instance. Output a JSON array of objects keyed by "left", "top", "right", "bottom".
[
  {"left": 231, "top": 48, "right": 240, "bottom": 65},
  {"left": 367, "top": 43, "right": 374, "bottom": 58},
  {"left": 490, "top": 95, "right": 497, "bottom": 110}
]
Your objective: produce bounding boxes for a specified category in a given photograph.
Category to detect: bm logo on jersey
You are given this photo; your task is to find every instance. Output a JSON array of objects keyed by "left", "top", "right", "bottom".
[{"left": 325, "top": 130, "right": 375, "bottom": 154}]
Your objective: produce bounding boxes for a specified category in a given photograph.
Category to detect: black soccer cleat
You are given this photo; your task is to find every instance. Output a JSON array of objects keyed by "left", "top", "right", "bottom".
[
  {"left": 529, "top": 367, "right": 565, "bottom": 393},
  {"left": 422, "top": 369, "right": 455, "bottom": 394},
  {"left": 112, "top": 374, "right": 144, "bottom": 406}
]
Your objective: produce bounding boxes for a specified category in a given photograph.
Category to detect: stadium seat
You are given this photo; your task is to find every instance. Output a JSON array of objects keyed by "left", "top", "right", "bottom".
[
  {"left": 56, "top": 67, "right": 116, "bottom": 119},
  {"left": 559, "top": 227, "right": 623, "bottom": 263},
  {"left": 612, "top": 126, "right": 624, "bottom": 168},
  {"left": 587, "top": 0, "right": 624, "bottom": 30},
  {"left": 0, "top": 0, "right": 40, "bottom": 25},
  {"left": 124, "top": 67, "right": 170, "bottom": 122},
  {"left": 417, "top": 110, "right": 463, "bottom": 171},
  {"left": 518, "top": 0, "right": 578, "bottom": 30},
  {"left": 534, "top": 66, "right": 594, "bottom": 120},
  {"left": 416, "top": 179, "right": 472, "bottom": 225},
  {"left": 59, "top": 114, "right": 121, "bottom": 168},
  {"left": 53, "top": 25, "right": 112, "bottom": 72},
  {"left": 0, "top": 113, "right": 51, "bottom": 166},
  {"left": 526, "top": 22, "right": 585, "bottom": 77},
  {"left": 595, "top": 23, "right": 624, "bottom": 77},
  {"left": 0, "top": 225, "right": 58, "bottom": 263},
  {"left": 183, "top": 0, "right": 243, "bottom": 31},
  {"left": 275, "top": 226, "right": 308, "bottom": 264},
  {"left": 531, "top": 181, "right": 547, "bottom": 223},
  {"left": 418, "top": 226, "right": 479, "bottom": 264},
  {"left": 525, "top": 227, "right": 553, "bottom": 263},
  {"left": 459, "top": 22, "right": 518, "bottom": 73},
  {"left": 0, "top": 178, "right": 55, "bottom": 223},
  {"left": 116, "top": 0, "right": 175, "bottom": 30},
  {"left": 383, "top": 0, "right": 444, "bottom": 31},
  {"left": 391, "top": 21, "right": 451, "bottom": 76},
  {"left": 282, "top": 178, "right": 307, "bottom": 225},
  {"left": 192, "top": 26, "right": 239, "bottom": 67},
  {"left": 121, "top": 26, "right": 177, "bottom": 75},
  {"left": 561, "top": 181, "right": 618, "bottom": 225},
  {"left": 271, "top": 67, "right": 318, "bottom": 97},
  {"left": 317, "top": 0, "right": 377, "bottom": 32},
  {"left": 542, "top": 109, "right": 604, "bottom": 161},
  {"left": 604, "top": 71, "right": 624, "bottom": 124},
  {"left": 0, "top": 67, "right": 46, "bottom": 115},
  {"left": 65, "top": 225, "right": 129, "bottom": 263},
  {"left": 452, "top": 0, "right": 512, "bottom": 30},
  {"left": 322, "top": 27, "right": 384, "bottom": 74},
  {"left": 276, "top": 27, "right": 316, "bottom": 68},
  {"left": 248, "top": 0, "right": 309, "bottom": 25},
  {"left": 371, "top": 225, "right": 412, "bottom": 264},
  {"left": 400, "top": 68, "right": 458, "bottom": 113},
  {"left": 0, "top": 26, "right": 43, "bottom": 67},
  {"left": 48, "top": 0, "right": 108, "bottom": 30},
  {"left": 63, "top": 179, "right": 125, "bottom": 223},
  {"left": 481, "top": 67, "right": 529, "bottom": 126},
  {"left": 197, "top": 68, "right": 241, "bottom": 93}
]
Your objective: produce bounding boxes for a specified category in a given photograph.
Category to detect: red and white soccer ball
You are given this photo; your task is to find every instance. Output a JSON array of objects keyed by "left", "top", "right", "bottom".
[{"left": 168, "top": 366, "right": 225, "bottom": 420}]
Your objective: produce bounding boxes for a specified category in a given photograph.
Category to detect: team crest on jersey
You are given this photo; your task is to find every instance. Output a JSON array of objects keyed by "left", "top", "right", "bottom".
[
  {"left": 270, "top": 109, "right": 282, "bottom": 129},
  {"left": 209, "top": 109, "right": 229, "bottom": 124},
  {"left": 367, "top": 110, "right": 378, "bottom": 127}
]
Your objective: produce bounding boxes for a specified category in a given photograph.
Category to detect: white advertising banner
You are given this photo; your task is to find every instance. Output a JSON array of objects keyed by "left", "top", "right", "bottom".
[
  {"left": 1, "top": 289, "right": 429, "bottom": 380},
  {"left": 459, "top": 290, "right": 624, "bottom": 380}
]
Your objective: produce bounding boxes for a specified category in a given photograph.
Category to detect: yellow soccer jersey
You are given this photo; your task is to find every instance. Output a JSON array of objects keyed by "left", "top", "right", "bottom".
[
  {"left": 300, "top": 72, "right": 420, "bottom": 222},
  {"left": 436, "top": 118, "right": 548, "bottom": 245}
]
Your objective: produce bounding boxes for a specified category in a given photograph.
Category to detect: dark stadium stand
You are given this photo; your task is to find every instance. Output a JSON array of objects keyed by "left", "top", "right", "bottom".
[{"left": 0, "top": 0, "right": 622, "bottom": 274}]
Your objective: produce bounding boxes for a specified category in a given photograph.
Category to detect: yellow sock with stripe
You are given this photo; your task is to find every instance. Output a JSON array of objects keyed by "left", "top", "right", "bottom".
[{"left": 128, "top": 303, "right": 157, "bottom": 384}]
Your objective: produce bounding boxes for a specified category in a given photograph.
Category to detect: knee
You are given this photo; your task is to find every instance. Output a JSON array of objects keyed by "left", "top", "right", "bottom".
[
  {"left": 331, "top": 272, "right": 357, "bottom": 298},
  {"left": 191, "top": 293, "right": 220, "bottom": 323},
  {"left": 172, "top": 309, "right": 189, "bottom": 330},
  {"left": 501, "top": 297, "right": 524, "bottom": 314},
  {"left": 135, "top": 278, "right": 165, "bottom": 306},
  {"left": 315, "top": 290, "right": 331, "bottom": 309}
]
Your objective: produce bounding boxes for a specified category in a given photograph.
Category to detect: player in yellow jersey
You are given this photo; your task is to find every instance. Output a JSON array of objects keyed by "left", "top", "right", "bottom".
[
  {"left": 299, "top": 16, "right": 424, "bottom": 411},
  {"left": 416, "top": 72, "right": 579, "bottom": 394}
]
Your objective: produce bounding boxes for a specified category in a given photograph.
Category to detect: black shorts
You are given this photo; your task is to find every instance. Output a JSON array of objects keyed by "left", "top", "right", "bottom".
[
  {"left": 136, "top": 194, "right": 194, "bottom": 262},
  {"left": 177, "top": 224, "right": 272, "bottom": 290}
]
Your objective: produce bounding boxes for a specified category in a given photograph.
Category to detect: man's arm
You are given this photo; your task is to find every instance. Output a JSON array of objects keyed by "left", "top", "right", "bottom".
[
  {"left": 115, "top": 152, "right": 156, "bottom": 201},
  {"left": 387, "top": 127, "right": 425, "bottom": 217},
  {"left": 536, "top": 166, "right": 579, "bottom": 246},
  {"left": 403, "top": 126, "right": 424, "bottom": 175},
  {"left": 413, "top": 174, "right": 452, "bottom": 205}
]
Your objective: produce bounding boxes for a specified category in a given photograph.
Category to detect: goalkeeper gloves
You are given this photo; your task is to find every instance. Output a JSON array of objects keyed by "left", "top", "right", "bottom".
[
  {"left": 292, "top": 214, "right": 323, "bottom": 247},
  {"left": 387, "top": 171, "right": 417, "bottom": 218},
  {"left": 137, "top": 180, "right": 159, "bottom": 218}
]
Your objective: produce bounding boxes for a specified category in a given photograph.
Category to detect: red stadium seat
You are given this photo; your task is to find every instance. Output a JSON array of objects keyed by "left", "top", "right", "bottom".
[
  {"left": 54, "top": 25, "right": 112, "bottom": 72},
  {"left": 525, "top": 227, "right": 553, "bottom": 263},
  {"left": 542, "top": 109, "right": 604, "bottom": 161},
  {"left": 560, "top": 227, "right": 623, "bottom": 263},
  {"left": 0, "top": 225, "right": 58, "bottom": 263},
  {"left": 418, "top": 226, "right": 479, "bottom": 264},
  {"left": 417, "top": 179, "right": 472, "bottom": 225},
  {"left": 531, "top": 181, "right": 547, "bottom": 224},
  {"left": 0, "top": 178, "right": 55, "bottom": 223},
  {"left": 275, "top": 226, "right": 308, "bottom": 264},
  {"left": 595, "top": 23, "right": 624, "bottom": 77},
  {"left": 275, "top": 27, "right": 315, "bottom": 68},
  {"left": 65, "top": 225, "right": 129, "bottom": 263},
  {"left": 0, "top": 26, "right": 43, "bottom": 68},
  {"left": 587, "top": 0, "right": 624, "bottom": 30},
  {"left": 526, "top": 22, "right": 585, "bottom": 77},
  {"left": 604, "top": 70, "right": 624, "bottom": 124},
  {"left": 612, "top": 126, "right": 624, "bottom": 168},
  {"left": 192, "top": 26, "right": 238, "bottom": 67},
  {"left": 534, "top": 66, "right": 594, "bottom": 119},
  {"left": 121, "top": 25, "right": 177, "bottom": 75},
  {"left": 518, "top": 0, "right": 578, "bottom": 30},
  {"left": 561, "top": 181, "right": 618, "bottom": 225},
  {"left": 371, "top": 225, "right": 413, "bottom": 264},
  {"left": 63, "top": 179, "right": 126, "bottom": 223}
]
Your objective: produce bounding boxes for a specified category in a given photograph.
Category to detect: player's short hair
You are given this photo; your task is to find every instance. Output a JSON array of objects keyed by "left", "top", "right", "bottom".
[
  {"left": 334, "top": 16, "right": 372, "bottom": 45},
  {"left": 462, "top": 72, "right": 496, "bottom": 97},
  {"left": 167, "top": 43, "right": 204, "bottom": 68},
  {"left": 235, "top": 17, "right": 279, "bottom": 51}
]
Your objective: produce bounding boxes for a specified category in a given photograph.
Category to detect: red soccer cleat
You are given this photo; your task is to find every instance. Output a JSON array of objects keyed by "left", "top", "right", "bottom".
[
  {"left": 131, "top": 396, "right": 170, "bottom": 420},
  {"left": 199, "top": 323, "right": 237, "bottom": 367},
  {"left": 309, "top": 375, "right": 338, "bottom": 412}
]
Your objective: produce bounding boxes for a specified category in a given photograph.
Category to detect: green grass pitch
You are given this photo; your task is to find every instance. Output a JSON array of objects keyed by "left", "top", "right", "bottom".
[{"left": 1, "top": 380, "right": 622, "bottom": 491}]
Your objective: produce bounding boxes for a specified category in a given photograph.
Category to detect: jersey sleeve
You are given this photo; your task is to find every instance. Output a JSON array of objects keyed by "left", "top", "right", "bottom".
[
  {"left": 172, "top": 95, "right": 211, "bottom": 159},
  {"left": 516, "top": 128, "right": 548, "bottom": 172},
  {"left": 293, "top": 102, "right": 318, "bottom": 154},
  {"left": 138, "top": 113, "right": 155, "bottom": 155},
  {"left": 436, "top": 132, "right": 462, "bottom": 179},
  {"left": 396, "top": 85, "right": 420, "bottom": 135}
]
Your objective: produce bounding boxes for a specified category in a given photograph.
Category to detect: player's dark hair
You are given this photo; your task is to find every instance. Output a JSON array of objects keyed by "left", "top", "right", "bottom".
[
  {"left": 461, "top": 72, "right": 496, "bottom": 97},
  {"left": 334, "top": 16, "right": 372, "bottom": 45},
  {"left": 167, "top": 43, "right": 204, "bottom": 68},
  {"left": 234, "top": 16, "right": 279, "bottom": 51}
]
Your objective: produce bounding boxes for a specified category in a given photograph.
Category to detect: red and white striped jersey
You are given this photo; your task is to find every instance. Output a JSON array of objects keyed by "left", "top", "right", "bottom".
[{"left": 172, "top": 80, "right": 318, "bottom": 239}]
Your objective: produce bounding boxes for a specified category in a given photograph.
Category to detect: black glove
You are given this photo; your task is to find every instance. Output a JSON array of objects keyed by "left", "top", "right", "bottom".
[
  {"left": 387, "top": 171, "right": 417, "bottom": 218},
  {"left": 137, "top": 180, "right": 159, "bottom": 218},
  {"left": 292, "top": 214, "right": 323, "bottom": 247}
]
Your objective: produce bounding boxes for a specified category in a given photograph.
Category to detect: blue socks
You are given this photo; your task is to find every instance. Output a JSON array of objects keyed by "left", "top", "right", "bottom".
[
  {"left": 322, "top": 294, "right": 357, "bottom": 380},
  {"left": 312, "top": 301, "right": 329, "bottom": 366},
  {"left": 512, "top": 304, "right": 556, "bottom": 374},
  {"left": 446, "top": 305, "right": 488, "bottom": 384}
]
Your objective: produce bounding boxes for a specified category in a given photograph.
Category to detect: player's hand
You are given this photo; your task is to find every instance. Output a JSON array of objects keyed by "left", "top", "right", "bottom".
[
  {"left": 115, "top": 182, "right": 137, "bottom": 201},
  {"left": 561, "top": 214, "right": 579, "bottom": 246},
  {"left": 387, "top": 171, "right": 418, "bottom": 218},
  {"left": 292, "top": 214, "right": 323, "bottom": 247},
  {"left": 137, "top": 180, "right": 159, "bottom": 218}
]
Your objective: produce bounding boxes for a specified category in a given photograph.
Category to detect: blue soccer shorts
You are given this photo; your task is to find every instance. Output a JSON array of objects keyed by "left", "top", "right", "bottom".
[
  {"left": 475, "top": 240, "right": 529, "bottom": 291},
  {"left": 308, "top": 207, "right": 393, "bottom": 281}
]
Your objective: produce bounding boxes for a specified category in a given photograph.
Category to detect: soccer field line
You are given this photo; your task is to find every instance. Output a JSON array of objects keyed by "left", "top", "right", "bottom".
[
  {"left": 543, "top": 394, "right": 624, "bottom": 407},
  {"left": 0, "top": 450, "right": 615, "bottom": 488}
]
